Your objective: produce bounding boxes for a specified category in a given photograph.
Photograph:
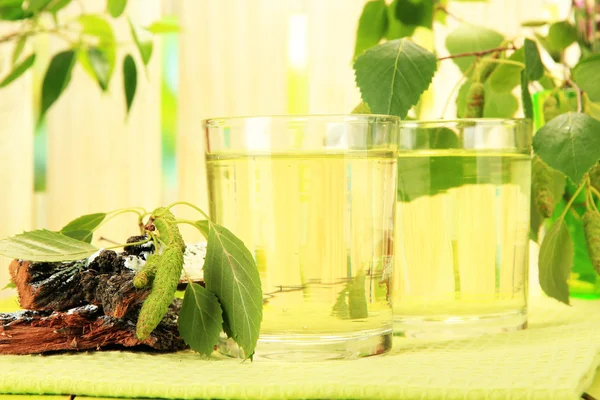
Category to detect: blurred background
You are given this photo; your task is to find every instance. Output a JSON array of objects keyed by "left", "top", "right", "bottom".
[{"left": 0, "top": 0, "right": 565, "bottom": 294}]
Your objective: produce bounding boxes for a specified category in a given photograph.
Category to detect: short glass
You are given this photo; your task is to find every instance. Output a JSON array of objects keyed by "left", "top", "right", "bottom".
[
  {"left": 393, "top": 119, "right": 532, "bottom": 338},
  {"left": 204, "top": 115, "right": 398, "bottom": 360}
]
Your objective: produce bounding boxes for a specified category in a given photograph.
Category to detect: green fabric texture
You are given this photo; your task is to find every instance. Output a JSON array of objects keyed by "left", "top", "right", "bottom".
[{"left": 0, "top": 298, "right": 599, "bottom": 400}]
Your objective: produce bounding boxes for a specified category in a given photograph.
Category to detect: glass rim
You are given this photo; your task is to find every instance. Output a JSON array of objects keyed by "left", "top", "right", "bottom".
[
  {"left": 398, "top": 118, "right": 532, "bottom": 128},
  {"left": 203, "top": 113, "right": 400, "bottom": 128}
]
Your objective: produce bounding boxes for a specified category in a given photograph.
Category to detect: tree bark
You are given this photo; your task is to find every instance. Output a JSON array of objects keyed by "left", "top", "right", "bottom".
[
  {"left": 0, "top": 301, "right": 186, "bottom": 355},
  {"left": 9, "top": 250, "right": 149, "bottom": 318}
]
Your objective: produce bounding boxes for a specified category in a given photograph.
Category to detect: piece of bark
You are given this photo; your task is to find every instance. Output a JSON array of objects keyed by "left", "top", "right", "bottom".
[
  {"left": 9, "top": 250, "right": 149, "bottom": 318},
  {"left": 0, "top": 301, "right": 186, "bottom": 355}
]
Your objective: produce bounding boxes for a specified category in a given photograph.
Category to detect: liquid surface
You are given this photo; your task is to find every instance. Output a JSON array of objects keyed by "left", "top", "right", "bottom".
[
  {"left": 394, "top": 151, "right": 531, "bottom": 332},
  {"left": 207, "top": 152, "right": 396, "bottom": 337}
]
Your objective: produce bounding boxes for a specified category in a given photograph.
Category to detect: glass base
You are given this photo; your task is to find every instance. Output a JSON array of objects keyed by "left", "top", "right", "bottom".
[
  {"left": 217, "top": 328, "right": 393, "bottom": 361},
  {"left": 394, "top": 310, "right": 527, "bottom": 339}
]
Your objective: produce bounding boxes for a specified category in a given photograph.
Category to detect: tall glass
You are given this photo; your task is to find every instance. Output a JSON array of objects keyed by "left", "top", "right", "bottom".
[
  {"left": 394, "top": 119, "right": 532, "bottom": 338},
  {"left": 204, "top": 115, "right": 397, "bottom": 360}
]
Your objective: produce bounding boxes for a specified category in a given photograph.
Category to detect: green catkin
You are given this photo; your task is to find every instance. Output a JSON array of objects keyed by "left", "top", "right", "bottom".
[
  {"left": 136, "top": 245, "right": 184, "bottom": 340},
  {"left": 476, "top": 58, "right": 496, "bottom": 82},
  {"left": 532, "top": 157, "right": 556, "bottom": 218},
  {"left": 135, "top": 207, "right": 187, "bottom": 339},
  {"left": 464, "top": 81, "right": 485, "bottom": 118},
  {"left": 582, "top": 210, "right": 600, "bottom": 275},
  {"left": 152, "top": 207, "right": 185, "bottom": 251},
  {"left": 133, "top": 254, "right": 159, "bottom": 289},
  {"left": 542, "top": 95, "right": 560, "bottom": 123}
]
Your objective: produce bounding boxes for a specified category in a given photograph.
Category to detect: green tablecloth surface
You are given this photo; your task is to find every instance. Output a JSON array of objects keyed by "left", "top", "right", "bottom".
[{"left": 0, "top": 297, "right": 599, "bottom": 400}]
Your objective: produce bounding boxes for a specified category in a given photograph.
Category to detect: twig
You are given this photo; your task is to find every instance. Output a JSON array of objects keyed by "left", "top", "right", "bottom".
[
  {"left": 435, "top": 4, "right": 465, "bottom": 23},
  {"left": 0, "top": 31, "right": 23, "bottom": 45},
  {"left": 98, "top": 237, "right": 121, "bottom": 246},
  {"left": 438, "top": 46, "right": 515, "bottom": 61},
  {"left": 582, "top": 393, "right": 598, "bottom": 400}
]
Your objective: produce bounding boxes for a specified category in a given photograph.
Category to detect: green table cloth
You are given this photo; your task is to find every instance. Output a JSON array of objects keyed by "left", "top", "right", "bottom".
[{"left": 0, "top": 297, "right": 599, "bottom": 400}]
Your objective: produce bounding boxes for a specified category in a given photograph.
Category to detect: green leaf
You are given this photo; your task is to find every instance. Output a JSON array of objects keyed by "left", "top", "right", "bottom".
[
  {"left": 0, "top": 53, "right": 35, "bottom": 88},
  {"left": 40, "top": 50, "right": 76, "bottom": 119},
  {"left": 144, "top": 20, "right": 181, "bottom": 34},
  {"left": 533, "top": 112, "right": 600, "bottom": 184},
  {"left": 539, "top": 74, "right": 557, "bottom": 90},
  {"left": 521, "top": 20, "right": 550, "bottom": 27},
  {"left": 445, "top": 23, "right": 504, "bottom": 73},
  {"left": 129, "top": 18, "right": 153, "bottom": 65},
  {"left": 107, "top": 0, "right": 126, "bottom": 18},
  {"left": 203, "top": 223, "right": 263, "bottom": 359},
  {"left": 348, "top": 271, "right": 368, "bottom": 319},
  {"left": 394, "top": 0, "right": 433, "bottom": 29},
  {"left": 351, "top": 102, "right": 371, "bottom": 114},
  {"left": 488, "top": 47, "right": 525, "bottom": 92},
  {"left": 547, "top": 21, "right": 577, "bottom": 52},
  {"left": 457, "top": 78, "right": 518, "bottom": 118},
  {"left": 12, "top": 35, "right": 27, "bottom": 64},
  {"left": 27, "top": 0, "right": 51, "bottom": 12},
  {"left": 538, "top": 219, "right": 573, "bottom": 304},
  {"left": 434, "top": 0, "right": 447, "bottom": 24},
  {"left": 483, "top": 85, "right": 518, "bottom": 118},
  {"left": 0, "top": 229, "right": 98, "bottom": 262},
  {"left": 2, "top": 282, "right": 16, "bottom": 290},
  {"left": 60, "top": 212, "right": 106, "bottom": 243},
  {"left": 524, "top": 38, "right": 543, "bottom": 81},
  {"left": 123, "top": 54, "right": 137, "bottom": 114},
  {"left": 572, "top": 54, "right": 600, "bottom": 102},
  {"left": 46, "top": 0, "right": 70, "bottom": 13},
  {"left": 354, "top": 38, "right": 437, "bottom": 119},
  {"left": 0, "top": 0, "right": 33, "bottom": 20},
  {"left": 534, "top": 33, "right": 560, "bottom": 63},
  {"left": 194, "top": 220, "right": 209, "bottom": 239},
  {"left": 178, "top": 282, "right": 224, "bottom": 356},
  {"left": 86, "top": 47, "right": 110, "bottom": 91},
  {"left": 385, "top": 0, "right": 416, "bottom": 40},
  {"left": 521, "top": 70, "right": 533, "bottom": 120},
  {"left": 78, "top": 15, "right": 116, "bottom": 85},
  {"left": 332, "top": 271, "right": 368, "bottom": 320},
  {"left": 354, "top": 0, "right": 388, "bottom": 59}
]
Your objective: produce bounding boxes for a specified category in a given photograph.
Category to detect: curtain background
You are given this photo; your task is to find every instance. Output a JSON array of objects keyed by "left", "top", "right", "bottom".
[{"left": 0, "top": 0, "right": 552, "bottom": 296}]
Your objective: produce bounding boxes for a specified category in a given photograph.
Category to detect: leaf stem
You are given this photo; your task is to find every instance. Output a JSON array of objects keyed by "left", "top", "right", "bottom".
[
  {"left": 559, "top": 179, "right": 587, "bottom": 222},
  {"left": 566, "top": 78, "right": 583, "bottom": 113},
  {"left": 437, "top": 46, "right": 515, "bottom": 61},
  {"left": 590, "top": 185, "right": 600, "bottom": 200},
  {"left": 166, "top": 201, "right": 211, "bottom": 221},
  {"left": 434, "top": 4, "right": 465, "bottom": 23},
  {"left": 483, "top": 58, "right": 526, "bottom": 68},
  {"left": 174, "top": 219, "right": 208, "bottom": 237},
  {"left": 95, "top": 208, "right": 145, "bottom": 232},
  {"left": 587, "top": 188, "right": 598, "bottom": 213},
  {"left": 440, "top": 62, "right": 475, "bottom": 119}
]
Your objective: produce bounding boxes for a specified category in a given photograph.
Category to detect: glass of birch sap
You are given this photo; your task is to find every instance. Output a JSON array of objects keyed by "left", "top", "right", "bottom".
[
  {"left": 394, "top": 119, "right": 532, "bottom": 338},
  {"left": 204, "top": 115, "right": 398, "bottom": 360}
]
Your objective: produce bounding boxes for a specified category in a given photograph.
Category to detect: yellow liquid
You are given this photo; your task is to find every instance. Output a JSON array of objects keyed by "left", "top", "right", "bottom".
[
  {"left": 206, "top": 152, "right": 395, "bottom": 339},
  {"left": 394, "top": 151, "right": 531, "bottom": 337}
]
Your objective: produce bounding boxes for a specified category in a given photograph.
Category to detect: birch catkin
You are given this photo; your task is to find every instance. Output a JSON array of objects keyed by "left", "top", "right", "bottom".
[
  {"left": 532, "top": 157, "right": 556, "bottom": 218},
  {"left": 135, "top": 207, "right": 186, "bottom": 340},
  {"left": 464, "top": 82, "right": 485, "bottom": 118},
  {"left": 583, "top": 210, "right": 600, "bottom": 275},
  {"left": 136, "top": 246, "right": 184, "bottom": 340}
]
